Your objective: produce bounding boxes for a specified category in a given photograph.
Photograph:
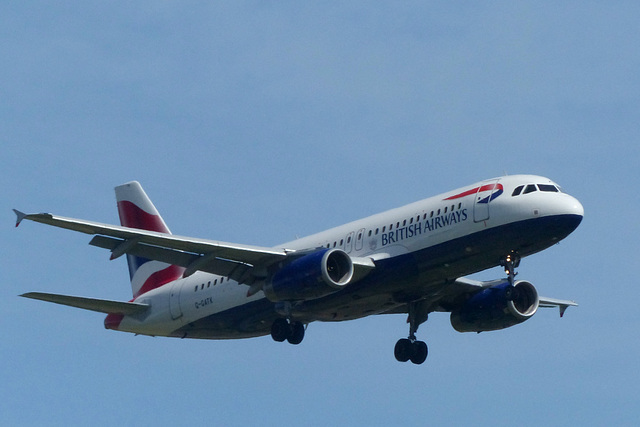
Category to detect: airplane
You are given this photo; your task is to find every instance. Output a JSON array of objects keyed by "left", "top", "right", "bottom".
[{"left": 14, "top": 174, "right": 583, "bottom": 364}]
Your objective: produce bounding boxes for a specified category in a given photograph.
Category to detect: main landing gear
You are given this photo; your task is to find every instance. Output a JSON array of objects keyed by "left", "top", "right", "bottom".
[
  {"left": 394, "top": 300, "right": 429, "bottom": 365},
  {"left": 271, "top": 318, "right": 305, "bottom": 345}
]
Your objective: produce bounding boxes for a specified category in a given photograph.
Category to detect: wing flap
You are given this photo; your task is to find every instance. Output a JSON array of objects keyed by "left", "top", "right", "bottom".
[
  {"left": 89, "top": 235, "right": 256, "bottom": 284},
  {"left": 20, "top": 292, "right": 149, "bottom": 315}
]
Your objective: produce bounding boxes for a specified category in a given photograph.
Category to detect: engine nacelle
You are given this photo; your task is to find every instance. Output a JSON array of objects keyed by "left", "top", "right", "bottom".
[
  {"left": 450, "top": 280, "right": 539, "bottom": 333},
  {"left": 263, "top": 248, "right": 354, "bottom": 302}
]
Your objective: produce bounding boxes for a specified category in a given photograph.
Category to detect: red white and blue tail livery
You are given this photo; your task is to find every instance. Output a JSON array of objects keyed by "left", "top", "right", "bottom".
[
  {"left": 15, "top": 175, "right": 583, "bottom": 365},
  {"left": 115, "top": 182, "right": 185, "bottom": 298}
]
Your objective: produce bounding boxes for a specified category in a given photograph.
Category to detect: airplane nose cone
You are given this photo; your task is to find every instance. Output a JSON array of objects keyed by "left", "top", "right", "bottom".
[
  {"left": 558, "top": 195, "right": 584, "bottom": 237},
  {"left": 567, "top": 195, "right": 584, "bottom": 218}
]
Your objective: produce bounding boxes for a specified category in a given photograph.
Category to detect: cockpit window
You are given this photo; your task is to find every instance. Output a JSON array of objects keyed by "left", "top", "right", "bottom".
[
  {"left": 538, "top": 184, "right": 559, "bottom": 192},
  {"left": 512, "top": 185, "right": 524, "bottom": 196},
  {"left": 523, "top": 184, "right": 537, "bottom": 194}
]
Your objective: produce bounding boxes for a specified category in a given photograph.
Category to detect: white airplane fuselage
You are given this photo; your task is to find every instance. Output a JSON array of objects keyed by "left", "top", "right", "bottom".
[{"left": 109, "top": 174, "right": 583, "bottom": 340}]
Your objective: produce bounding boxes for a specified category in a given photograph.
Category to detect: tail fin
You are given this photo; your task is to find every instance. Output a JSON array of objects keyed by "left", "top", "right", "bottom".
[{"left": 115, "top": 181, "right": 185, "bottom": 298}]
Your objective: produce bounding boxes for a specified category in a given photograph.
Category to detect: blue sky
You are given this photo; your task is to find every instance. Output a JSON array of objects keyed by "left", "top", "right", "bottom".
[{"left": 2, "top": 2, "right": 638, "bottom": 425}]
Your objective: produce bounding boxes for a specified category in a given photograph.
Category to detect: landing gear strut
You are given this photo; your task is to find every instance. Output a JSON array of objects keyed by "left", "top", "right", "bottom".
[
  {"left": 500, "top": 251, "right": 521, "bottom": 300},
  {"left": 394, "top": 300, "right": 429, "bottom": 365},
  {"left": 271, "top": 318, "right": 305, "bottom": 345}
]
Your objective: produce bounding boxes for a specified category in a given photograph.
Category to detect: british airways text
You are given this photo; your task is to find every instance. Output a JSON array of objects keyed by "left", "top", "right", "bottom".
[{"left": 381, "top": 209, "right": 468, "bottom": 246}]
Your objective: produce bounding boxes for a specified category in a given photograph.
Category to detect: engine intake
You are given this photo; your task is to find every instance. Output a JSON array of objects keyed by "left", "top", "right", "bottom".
[
  {"left": 450, "top": 280, "right": 539, "bottom": 333},
  {"left": 263, "top": 249, "right": 354, "bottom": 302}
]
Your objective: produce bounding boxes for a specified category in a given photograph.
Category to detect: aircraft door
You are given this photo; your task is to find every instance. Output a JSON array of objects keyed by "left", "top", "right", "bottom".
[
  {"left": 473, "top": 179, "right": 501, "bottom": 222},
  {"left": 169, "top": 280, "right": 183, "bottom": 320},
  {"left": 345, "top": 231, "right": 355, "bottom": 253},
  {"left": 355, "top": 228, "right": 366, "bottom": 251}
]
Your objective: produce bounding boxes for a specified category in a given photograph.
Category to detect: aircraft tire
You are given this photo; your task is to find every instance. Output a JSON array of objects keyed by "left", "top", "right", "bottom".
[
  {"left": 410, "top": 341, "right": 428, "bottom": 365},
  {"left": 287, "top": 321, "right": 305, "bottom": 345},
  {"left": 394, "top": 338, "right": 413, "bottom": 362},
  {"left": 271, "top": 318, "right": 289, "bottom": 342}
]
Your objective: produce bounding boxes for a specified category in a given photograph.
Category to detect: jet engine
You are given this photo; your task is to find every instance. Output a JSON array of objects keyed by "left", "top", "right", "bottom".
[
  {"left": 450, "top": 280, "right": 539, "bottom": 333},
  {"left": 263, "top": 248, "right": 354, "bottom": 302}
]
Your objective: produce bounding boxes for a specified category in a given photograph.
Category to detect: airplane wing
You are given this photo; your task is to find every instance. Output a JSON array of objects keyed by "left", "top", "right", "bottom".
[
  {"left": 382, "top": 277, "right": 578, "bottom": 318},
  {"left": 21, "top": 292, "right": 149, "bottom": 315},
  {"left": 445, "top": 277, "right": 578, "bottom": 317},
  {"left": 14, "top": 210, "right": 376, "bottom": 287},
  {"left": 14, "top": 210, "right": 292, "bottom": 285},
  {"left": 537, "top": 296, "right": 578, "bottom": 317}
]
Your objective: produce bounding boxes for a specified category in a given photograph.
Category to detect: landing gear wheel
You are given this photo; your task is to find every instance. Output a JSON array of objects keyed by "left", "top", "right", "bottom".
[
  {"left": 394, "top": 338, "right": 413, "bottom": 362},
  {"left": 271, "top": 318, "right": 289, "bottom": 342},
  {"left": 410, "top": 341, "right": 428, "bottom": 365},
  {"left": 394, "top": 339, "right": 428, "bottom": 364},
  {"left": 287, "top": 321, "right": 305, "bottom": 345},
  {"left": 271, "top": 318, "right": 305, "bottom": 345}
]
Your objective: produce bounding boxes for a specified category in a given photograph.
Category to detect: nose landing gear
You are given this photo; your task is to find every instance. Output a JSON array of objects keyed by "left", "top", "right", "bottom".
[
  {"left": 500, "top": 251, "right": 521, "bottom": 299},
  {"left": 500, "top": 252, "right": 520, "bottom": 284}
]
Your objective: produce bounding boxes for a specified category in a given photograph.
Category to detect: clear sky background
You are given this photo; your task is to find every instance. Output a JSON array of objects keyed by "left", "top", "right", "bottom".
[{"left": 2, "top": 2, "right": 638, "bottom": 426}]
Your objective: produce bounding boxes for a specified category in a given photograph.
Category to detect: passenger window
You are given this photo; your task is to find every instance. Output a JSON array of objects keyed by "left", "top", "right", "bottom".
[
  {"left": 403, "top": 220, "right": 406, "bottom": 226},
  {"left": 512, "top": 185, "right": 524, "bottom": 196},
  {"left": 410, "top": 217, "right": 413, "bottom": 224},
  {"left": 444, "top": 207, "right": 448, "bottom": 213},
  {"left": 523, "top": 184, "right": 537, "bottom": 194},
  {"left": 538, "top": 184, "right": 559, "bottom": 192},
  {"left": 458, "top": 203, "right": 461, "bottom": 209},
  {"left": 368, "top": 230, "right": 372, "bottom": 237},
  {"left": 194, "top": 286, "right": 198, "bottom": 292}
]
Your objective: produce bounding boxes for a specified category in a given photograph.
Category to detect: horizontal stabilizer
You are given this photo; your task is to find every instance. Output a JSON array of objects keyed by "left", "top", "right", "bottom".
[{"left": 20, "top": 292, "right": 149, "bottom": 315}]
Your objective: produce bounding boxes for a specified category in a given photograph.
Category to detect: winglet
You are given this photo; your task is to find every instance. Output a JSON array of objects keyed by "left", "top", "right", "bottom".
[{"left": 13, "top": 209, "right": 28, "bottom": 227}]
